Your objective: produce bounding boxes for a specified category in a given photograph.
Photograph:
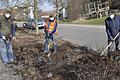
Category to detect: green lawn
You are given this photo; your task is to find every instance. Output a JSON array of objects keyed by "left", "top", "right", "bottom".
[
  {"left": 59, "top": 17, "right": 107, "bottom": 25},
  {"left": 74, "top": 17, "right": 107, "bottom": 25}
]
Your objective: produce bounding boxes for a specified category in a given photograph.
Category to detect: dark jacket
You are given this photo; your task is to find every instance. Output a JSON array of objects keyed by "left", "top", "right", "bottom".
[{"left": 105, "top": 15, "right": 120, "bottom": 39}]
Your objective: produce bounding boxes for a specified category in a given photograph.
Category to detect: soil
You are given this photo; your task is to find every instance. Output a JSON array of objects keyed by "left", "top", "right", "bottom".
[{"left": 12, "top": 28, "right": 120, "bottom": 80}]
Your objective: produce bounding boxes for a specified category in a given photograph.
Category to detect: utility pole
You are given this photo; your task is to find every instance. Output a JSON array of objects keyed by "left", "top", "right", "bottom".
[{"left": 34, "top": 0, "right": 39, "bottom": 35}]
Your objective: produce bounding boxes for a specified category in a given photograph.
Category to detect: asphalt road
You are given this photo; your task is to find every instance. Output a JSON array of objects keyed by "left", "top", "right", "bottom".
[
  {"left": 57, "top": 24, "right": 108, "bottom": 50},
  {"left": 16, "top": 22, "right": 108, "bottom": 50}
]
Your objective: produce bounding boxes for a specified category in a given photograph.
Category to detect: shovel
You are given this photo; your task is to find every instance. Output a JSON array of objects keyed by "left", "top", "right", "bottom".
[{"left": 101, "top": 32, "right": 120, "bottom": 56}]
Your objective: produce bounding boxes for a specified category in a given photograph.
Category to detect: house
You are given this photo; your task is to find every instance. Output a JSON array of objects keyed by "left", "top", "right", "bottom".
[{"left": 57, "top": 0, "right": 68, "bottom": 20}]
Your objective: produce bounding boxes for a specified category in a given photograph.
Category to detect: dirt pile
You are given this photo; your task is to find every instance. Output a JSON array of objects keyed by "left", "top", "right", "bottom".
[
  {"left": 12, "top": 29, "right": 120, "bottom": 80},
  {"left": 56, "top": 53, "right": 120, "bottom": 80}
]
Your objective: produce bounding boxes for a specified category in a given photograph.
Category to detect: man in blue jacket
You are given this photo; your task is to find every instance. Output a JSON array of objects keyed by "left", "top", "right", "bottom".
[{"left": 105, "top": 9, "right": 120, "bottom": 57}]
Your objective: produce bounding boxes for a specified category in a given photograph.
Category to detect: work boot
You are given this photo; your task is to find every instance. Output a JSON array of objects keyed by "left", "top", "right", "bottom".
[
  {"left": 44, "top": 51, "right": 49, "bottom": 54},
  {"left": 12, "top": 37, "right": 16, "bottom": 41},
  {"left": 53, "top": 50, "right": 56, "bottom": 54},
  {"left": 107, "top": 51, "right": 111, "bottom": 58},
  {"left": 115, "top": 47, "right": 119, "bottom": 51}
]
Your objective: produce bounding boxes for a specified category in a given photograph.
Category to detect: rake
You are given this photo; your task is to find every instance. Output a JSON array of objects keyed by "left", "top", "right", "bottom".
[{"left": 101, "top": 32, "right": 120, "bottom": 56}]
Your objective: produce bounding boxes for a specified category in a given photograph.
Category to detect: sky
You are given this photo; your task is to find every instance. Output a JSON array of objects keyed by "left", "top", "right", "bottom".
[
  {"left": 0, "top": 0, "right": 54, "bottom": 11},
  {"left": 39, "top": 1, "right": 55, "bottom": 11},
  {"left": 0, "top": 0, "right": 25, "bottom": 8}
]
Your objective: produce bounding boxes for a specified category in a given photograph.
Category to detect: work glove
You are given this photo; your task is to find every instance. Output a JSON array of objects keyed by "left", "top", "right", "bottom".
[
  {"left": 109, "top": 36, "right": 114, "bottom": 42},
  {"left": 12, "top": 36, "right": 16, "bottom": 41},
  {"left": 47, "top": 34, "right": 50, "bottom": 38},
  {"left": 2, "top": 36, "right": 6, "bottom": 40}
]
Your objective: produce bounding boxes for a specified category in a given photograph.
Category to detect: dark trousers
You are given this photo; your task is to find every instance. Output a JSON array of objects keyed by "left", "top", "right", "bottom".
[{"left": 108, "top": 37, "right": 119, "bottom": 51}]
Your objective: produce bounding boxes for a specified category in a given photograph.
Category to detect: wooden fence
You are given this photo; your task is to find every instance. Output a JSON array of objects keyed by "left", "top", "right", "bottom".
[{"left": 85, "top": 1, "right": 110, "bottom": 19}]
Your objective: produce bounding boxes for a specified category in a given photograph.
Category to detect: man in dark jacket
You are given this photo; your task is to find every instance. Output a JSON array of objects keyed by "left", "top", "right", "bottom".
[{"left": 105, "top": 9, "right": 120, "bottom": 56}]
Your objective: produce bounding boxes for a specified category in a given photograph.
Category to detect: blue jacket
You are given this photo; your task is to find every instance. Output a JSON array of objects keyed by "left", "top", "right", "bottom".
[{"left": 105, "top": 15, "right": 120, "bottom": 39}]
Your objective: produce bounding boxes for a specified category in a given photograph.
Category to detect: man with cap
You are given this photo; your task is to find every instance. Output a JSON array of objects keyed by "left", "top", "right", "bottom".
[
  {"left": 43, "top": 15, "right": 58, "bottom": 54},
  {"left": 105, "top": 9, "right": 120, "bottom": 57}
]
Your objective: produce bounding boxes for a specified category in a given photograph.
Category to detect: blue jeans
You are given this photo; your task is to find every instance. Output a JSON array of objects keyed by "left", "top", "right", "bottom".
[
  {"left": 44, "top": 34, "right": 57, "bottom": 52},
  {"left": 0, "top": 38, "right": 15, "bottom": 64}
]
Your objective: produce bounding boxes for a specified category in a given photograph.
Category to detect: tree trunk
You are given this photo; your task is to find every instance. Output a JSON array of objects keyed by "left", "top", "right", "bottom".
[
  {"left": 108, "top": 0, "right": 112, "bottom": 8},
  {"left": 34, "top": 0, "right": 39, "bottom": 35}
]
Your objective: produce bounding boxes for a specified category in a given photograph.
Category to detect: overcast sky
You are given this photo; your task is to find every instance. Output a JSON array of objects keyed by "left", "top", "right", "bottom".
[
  {"left": 39, "top": 1, "right": 55, "bottom": 11},
  {"left": 21, "top": 0, "right": 54, "bottom": 11},
  {"left": 0, "top": 0, "right": 54, "bottom": 11}
]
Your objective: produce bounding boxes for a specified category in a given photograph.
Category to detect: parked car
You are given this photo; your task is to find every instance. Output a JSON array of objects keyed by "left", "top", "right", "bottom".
[
  {"left": 23, "top": 19, "right": 45, "bottom": 29},
  {"left": 37, "top": 19, "right": 45, "bottom": 29},
  {"left": 23, "top": 21, "right": 35, "bottom": 29}
]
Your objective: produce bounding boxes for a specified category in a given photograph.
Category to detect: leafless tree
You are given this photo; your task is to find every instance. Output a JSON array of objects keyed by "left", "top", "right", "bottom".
[
  {"left": 66, "top": 0, "right": 91, "bottom": 21},
  {"left": 48, "top": 0, "right": 70, "bottom": 12},
  {"left": 0, "top": 0, "right": 29, "bottom": 8},
  {"left": 108, "top": 0, "right": 120, "bottom": 9}
]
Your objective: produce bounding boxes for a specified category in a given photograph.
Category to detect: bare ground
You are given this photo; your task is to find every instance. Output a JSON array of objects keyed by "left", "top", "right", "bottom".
[{"left": 6, "top": 28, "right": 120, "bottom": 80}]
